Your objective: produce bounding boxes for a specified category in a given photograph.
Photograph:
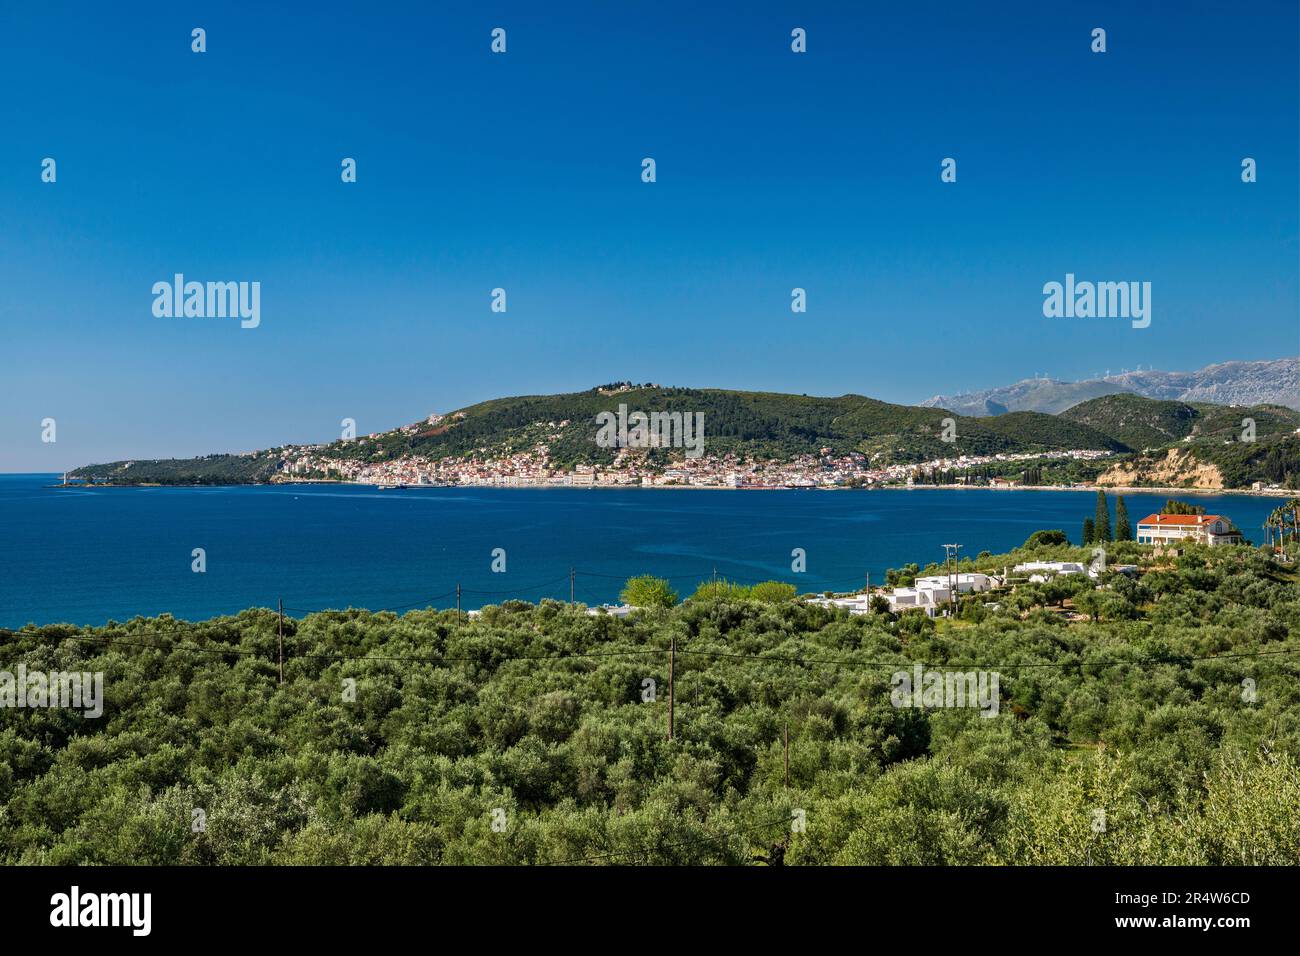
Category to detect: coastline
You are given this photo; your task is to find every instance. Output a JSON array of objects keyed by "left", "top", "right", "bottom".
[{"left": 43, "top": 477, "right": 1296, "bottom": 499}]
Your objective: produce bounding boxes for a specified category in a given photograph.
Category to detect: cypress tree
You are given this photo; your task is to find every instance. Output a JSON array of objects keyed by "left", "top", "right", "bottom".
[
  {"left": 1095, "top": 490, "right": 1112, "bottom": 542},
  {"left": 1115, "top": 495, "right": 1132, "bottom": 541},
  {"left": 1082, "top": 517, "right": 1095, "bottom": 545}
]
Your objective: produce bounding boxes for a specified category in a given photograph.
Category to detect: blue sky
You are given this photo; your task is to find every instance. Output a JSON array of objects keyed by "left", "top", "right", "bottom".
[{"left": 2, "top": 0, "right": 1298, "bottom": 471}]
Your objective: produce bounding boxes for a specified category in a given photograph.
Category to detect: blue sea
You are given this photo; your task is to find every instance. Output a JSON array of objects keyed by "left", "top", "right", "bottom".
[{"left": 0, "top": 473, "right": 1289, "bottom": 628}]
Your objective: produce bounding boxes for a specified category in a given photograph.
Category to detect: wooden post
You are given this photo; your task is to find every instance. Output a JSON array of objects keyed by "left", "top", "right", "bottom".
[
  {"left": 667, "top": 638, "right": 675, "bottom": 741},
  {"left": 276, "top": 598, "right": 284, "bottom": 685}
]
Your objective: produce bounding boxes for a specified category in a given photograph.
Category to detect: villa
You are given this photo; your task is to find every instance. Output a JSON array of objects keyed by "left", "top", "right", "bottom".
[
  {"left": 1013, "top": 561, "right": 1088, "bottom": 581},
  {"left": 912, "top": 572, "right": 996, "bottom": 594},
  {"left": 884, "top": 586, "right": 951, "bottom": 616},
  {"left": 1135, "top": 513, "right": 1243, "bottom": 547}
]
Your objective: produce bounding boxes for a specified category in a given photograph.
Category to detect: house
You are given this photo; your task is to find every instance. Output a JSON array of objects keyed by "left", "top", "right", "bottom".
[
  {"left": 1135, "top": 513, "right": 1242, "bottom": 547},
  {"left": 586, "top": 603, "right": 634, "bottom": 618},
  {"left": 806, "top": 594, "right": 873, "bottom": 615},
  {"left": 1013, "top": 561, "right": 1088, "bottom": 580},
  {"left": 880, "top": 586, "right": 942, "bottom": 616},
  {"left": 912, "top": 572, "right": 996, "bottom": 594}
]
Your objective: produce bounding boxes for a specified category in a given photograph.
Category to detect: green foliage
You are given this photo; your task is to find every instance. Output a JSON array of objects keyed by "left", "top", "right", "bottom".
[
  {"left": 2, "top": 544, "right": 1297, "bottom": 865},
  {"left": 1063, "top": 394, "right": 1300, "bottom": 452},
  {"left": 1115, "top": 496, "right": 1132, "bottom": 541},
  {"left": 1024, "top": 530, "right": 1068, "bottom": 548},
  {"left": 1094, "top": 490, "right": 1112, "bottom": 543},
  {"left": 688, "top": 580, "right": 798, "bottom": 604},
  {"left": 620, "top": 576, "right": 678, "bottom": 608},
  {"left": 748, "top": 581, "right": 798, "bottom": 603}
]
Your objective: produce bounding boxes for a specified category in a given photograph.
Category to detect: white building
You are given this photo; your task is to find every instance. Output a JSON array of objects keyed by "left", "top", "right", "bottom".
[
  {"left": 1013, "top": 561, "right": 1088, "bottom": 581},
  {"left": 586, "top": 603, "right": 634, "bottom": 618},
  {"left": 806, "top": 594, "right": 874, "bottom": 615},
  {"left": 884, "top": 586, "right": 950, "bottom": 616},
  {"left": 1135, "top": 513, "right": 1242, "bottom": 547},
  {"left": 912, "top": 572, "right": 996, "bottom": 594}
]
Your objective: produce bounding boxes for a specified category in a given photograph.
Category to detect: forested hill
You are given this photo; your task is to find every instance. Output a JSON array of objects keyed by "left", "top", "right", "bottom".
[
  {"left": 68, "top": 385, "right": 1300, "bottom": 487},
  {"left": 1061, "top": 394, "right": 1300, "bottom": 489},
  {"left": 1060, "top": 394, "right": 1300, "bottom": 451},
  {"left": 69, "top": 385, "right": 1127, "bottom": 483}
]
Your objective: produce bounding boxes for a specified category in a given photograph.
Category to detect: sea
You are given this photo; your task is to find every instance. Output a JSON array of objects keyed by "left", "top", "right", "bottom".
[{"left": 0, "top": 473, "right": 1290, "bottom": 628}]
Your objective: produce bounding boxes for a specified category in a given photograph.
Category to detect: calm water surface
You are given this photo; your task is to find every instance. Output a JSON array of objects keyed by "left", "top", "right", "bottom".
[{"left": 0, "top": 474, "right": 1287, "bottom": 627}]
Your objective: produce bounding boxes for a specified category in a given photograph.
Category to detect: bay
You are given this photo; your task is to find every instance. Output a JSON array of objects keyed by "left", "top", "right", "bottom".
[{"left": 0, "top": 473, "right": 1289, "bottom": 628}]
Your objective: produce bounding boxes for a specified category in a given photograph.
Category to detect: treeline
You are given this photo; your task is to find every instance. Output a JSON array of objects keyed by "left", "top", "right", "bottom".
[
  {"left": 1082, "top": 490, "right": 1134, "bottom": 544},
  {"left": 2, "top": 544, "right": 1297, "bottom": 864}
]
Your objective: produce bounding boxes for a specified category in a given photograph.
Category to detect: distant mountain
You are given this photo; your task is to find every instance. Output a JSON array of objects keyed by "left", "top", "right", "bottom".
[{"left": 921, "top": 357, "right": 1300, "bottom": 417}]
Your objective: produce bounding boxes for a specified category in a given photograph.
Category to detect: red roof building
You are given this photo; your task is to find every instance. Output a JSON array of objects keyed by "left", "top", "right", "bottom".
[{"left": 1135, "top": 513, "right": 1242, "bottom": 546}]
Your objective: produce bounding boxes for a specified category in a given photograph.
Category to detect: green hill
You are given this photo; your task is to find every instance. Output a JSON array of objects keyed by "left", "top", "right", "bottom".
[
  {"left": 1060, "top": 394, "right": 1202, "bottom": 450},
  {"left": 1063, "top": 393, "right": 1300, "bottom": 449},
  {"left": 70, "top": 385, "right": 1128, "bottom": 483}
]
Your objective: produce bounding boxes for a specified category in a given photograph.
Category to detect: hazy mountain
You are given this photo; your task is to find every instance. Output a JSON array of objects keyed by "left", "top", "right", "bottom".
[{"left": 921, "top": 357, "right": 1300, "bottom": 417}]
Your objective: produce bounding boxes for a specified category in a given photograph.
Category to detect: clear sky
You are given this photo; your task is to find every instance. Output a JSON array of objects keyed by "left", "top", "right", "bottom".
[{"left": 2, "top": 0, "right": 1298, "bottom": 471}]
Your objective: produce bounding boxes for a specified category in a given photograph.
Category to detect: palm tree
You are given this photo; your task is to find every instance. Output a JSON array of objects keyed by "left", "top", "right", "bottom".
[
  {"left": 1264, "top": 505, "right": 1294, "bottom": 558},
  {"left": 1279, "top": 498, "right": 1300, "bottom": 559},
  {"left": 1262, "top": 510, "right": 1277, "bottom": 550}
]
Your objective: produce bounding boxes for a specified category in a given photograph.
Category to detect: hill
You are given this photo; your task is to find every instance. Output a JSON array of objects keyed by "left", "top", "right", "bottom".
[
  {"left": 66, "top": 385, "right": 1300, "bottom": 490},
  {"left": 1060, "top": 394, "right": 1205, "bottom": 450},
  {"left": 70, "top": 385, "right": 1126, "bottom": 485},
  {"left": 1067, "top": 394, "right": 1300, "bottom": 489}
]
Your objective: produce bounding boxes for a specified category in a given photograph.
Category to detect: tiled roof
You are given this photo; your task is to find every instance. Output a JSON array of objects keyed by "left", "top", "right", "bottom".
[{"left": 1136, "top": 514, "right": 1223, "bottom": 526}]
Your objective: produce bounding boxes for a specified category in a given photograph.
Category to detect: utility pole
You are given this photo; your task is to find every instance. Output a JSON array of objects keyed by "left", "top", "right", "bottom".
[
  {"left": 276, "top": 598, "right": 284, "bottom": 685},
  {"left": 456, "top": 584, "right": 462, "bottom": 622},
  {"left": 942, "top": 543, "right": 962, "bottom": 611},
  {"left": 667, "top": 638, "right": 675, "bottom": 741},
  {"left": 783, "top": 721, "right": 790, "bottom": 788},
  {"left": 569, "top": 567, "right": 575, "bottom": 606}
]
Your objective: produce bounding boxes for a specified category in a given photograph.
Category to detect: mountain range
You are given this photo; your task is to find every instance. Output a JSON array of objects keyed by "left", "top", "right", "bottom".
[{"left": 920, "top": 358, "right": 1300, "bottom": 417}]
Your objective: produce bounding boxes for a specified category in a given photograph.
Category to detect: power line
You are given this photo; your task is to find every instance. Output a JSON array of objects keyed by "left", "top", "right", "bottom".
[
  {"left": 671, "top": 645, "right": 1300, "bottom": 671},
  {"left": 288, "top": 646, "right": 665, "bottom": 665},
  {"left": 11, "top": 625, "right": 1299, "bottom": 674},
  {"left": 282, "top": 589, "right": 458, "bottom": 614},
  {"left": 270, "top": 567, "right": 880, "bottom": 617}
]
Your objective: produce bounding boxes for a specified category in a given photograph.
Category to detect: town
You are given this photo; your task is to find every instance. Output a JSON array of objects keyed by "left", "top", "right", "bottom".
[{"left": 271, "top": 414, "right": 1115, "bottom": 490}]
